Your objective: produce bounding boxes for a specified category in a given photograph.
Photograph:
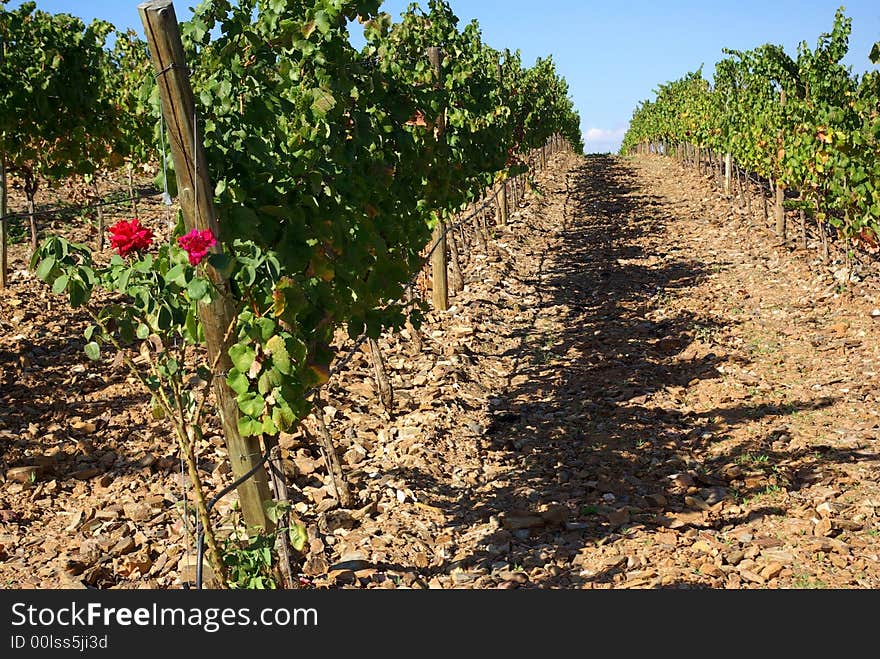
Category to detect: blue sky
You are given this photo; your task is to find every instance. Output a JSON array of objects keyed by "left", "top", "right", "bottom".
[{"left": 7, "top": 1, "right": 880, "bottom": 152}]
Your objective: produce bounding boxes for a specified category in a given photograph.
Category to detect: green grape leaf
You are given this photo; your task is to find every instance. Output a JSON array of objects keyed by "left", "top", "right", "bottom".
[
  {"left": 265, "top": 335, "right": 291, "bottom": 375},
  {"left": 237, "top": 392, "right": 265, "bottom": 417},
  {"left": 229, "top": 343, "right": 256, "bottom": 374},
  {"left": 227, "top": 368, "right": 250, "bottom": 395}
]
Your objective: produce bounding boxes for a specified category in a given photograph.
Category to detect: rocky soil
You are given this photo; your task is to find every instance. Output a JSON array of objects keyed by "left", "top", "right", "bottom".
[{"left": 1, "top": 151, "right": 878, "bottom": 589}]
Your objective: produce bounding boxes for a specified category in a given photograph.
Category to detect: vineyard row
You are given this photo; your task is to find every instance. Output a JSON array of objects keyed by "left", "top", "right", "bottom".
[
  {"left": 622, "top": 8, "right": 880, "bottom": 261},
  {"left": 3, "top": 0, "right": 584, "bottom": 586}
]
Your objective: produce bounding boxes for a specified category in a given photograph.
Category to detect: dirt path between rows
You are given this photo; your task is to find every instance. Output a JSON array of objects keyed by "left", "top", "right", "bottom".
[{"left": 1, "top": 152, "right": 878, "bottom": 589}]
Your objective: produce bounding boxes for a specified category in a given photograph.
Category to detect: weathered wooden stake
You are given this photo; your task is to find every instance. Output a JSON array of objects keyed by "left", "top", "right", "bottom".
[
  {"left": 496, "top": 179, "right": 509, "bottom": 226},
  {"left": 427, "top": 46, "right": 448, "bottom": 312},
  {"left": 724, "top": 152, "right": 732, "bottom": 195},
  {"left": 430, "top": 222, "right": 448, "bottom": 311},
  {"left": 139, "top": 0, "right": 273, "bottom": 532}
]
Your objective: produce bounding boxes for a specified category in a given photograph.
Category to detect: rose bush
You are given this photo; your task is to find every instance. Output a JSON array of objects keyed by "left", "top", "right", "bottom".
[{"left": 30, "top": 219, "right": 233, "bottom": 583}]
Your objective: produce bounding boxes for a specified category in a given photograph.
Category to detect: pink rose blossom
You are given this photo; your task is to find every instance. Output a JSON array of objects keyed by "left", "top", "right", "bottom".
[{"left": 178, "top": 229, "right": 217, "bottom": 266}]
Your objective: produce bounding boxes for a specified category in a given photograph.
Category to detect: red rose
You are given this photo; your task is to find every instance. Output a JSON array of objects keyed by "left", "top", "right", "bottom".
[
  {"left": 108, "top": 218, "right": 154, "bottom": 257},
  {"left": 178, "top": 229, "right": 217, "bottom": 266}
]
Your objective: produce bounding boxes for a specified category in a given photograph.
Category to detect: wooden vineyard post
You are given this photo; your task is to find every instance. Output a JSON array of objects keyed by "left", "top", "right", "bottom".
[
  {"left": 139, "top": 0, "right": 273, "bottom": 533},
  {"left": 427, "top": 46, "right": 448, "bottom": 312},
  {"left": 496, "top": 178, "right": 509, "bottom": 227},
  {"left": 724, "top": 152, "right": 732, "bottom": 195}
]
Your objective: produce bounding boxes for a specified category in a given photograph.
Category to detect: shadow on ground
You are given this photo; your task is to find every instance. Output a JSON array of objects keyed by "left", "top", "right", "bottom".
[
  {"left": 389, "top": 155, "right": 860, "bottom": 588},
  {"left": 0, "top": 304, "right": 166, "bottom": 480}
]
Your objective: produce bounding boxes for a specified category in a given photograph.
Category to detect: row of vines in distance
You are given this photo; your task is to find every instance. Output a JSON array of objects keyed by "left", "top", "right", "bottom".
[
  {"left": 621, "top": 8, "right": 880, "bottom": 252},
  {"left": 18, "top": 0, "right": 584, "bottom": 585},
  {"left": 0, "top": 0, "right": 155, "bottom": 285}
]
